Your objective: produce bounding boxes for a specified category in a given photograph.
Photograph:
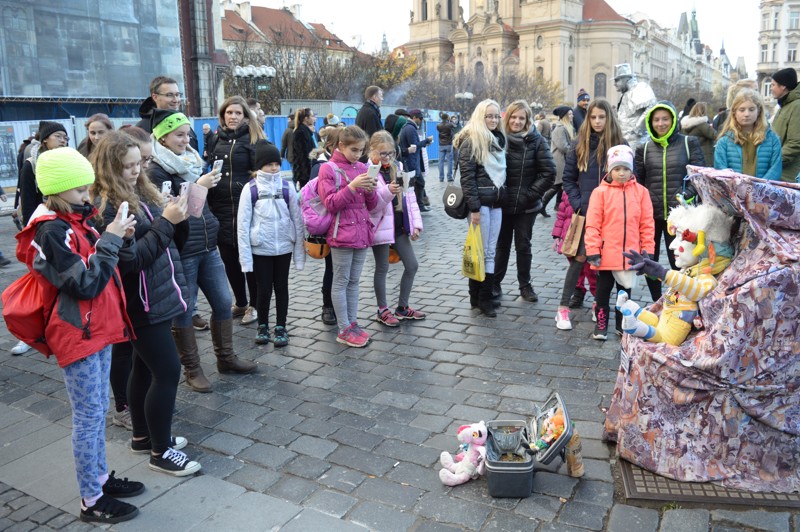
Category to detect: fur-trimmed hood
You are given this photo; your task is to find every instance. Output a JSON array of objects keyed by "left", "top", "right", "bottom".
[{"left": 680, "top": 115, "right": 711, "bottom": 131}]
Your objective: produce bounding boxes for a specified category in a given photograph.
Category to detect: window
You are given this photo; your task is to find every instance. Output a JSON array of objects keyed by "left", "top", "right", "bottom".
[
  {"left": 447, "top": 0, "right": 453, "bottom": 19},
  {"left": 594, "top": 73, "right": 607, "bottom": 98},
  {"left": 762, "top": 12, "right": 769, "bottom": 30},
  {"left": 422, "top": 0, "right": 428, "bottom": 21},
  {"left": 568, "top": 66, "right": 573, "bottom": 85},
  {"left": 288, "top": 51, "right": 295, "bottom": 65},
  {"left": 761, "top": 43, "right": 768, "bottom": 62},
  {"left": 536, "top": 66, "right": 544, "bottom": 79},
  {"left": 773, "top": 42, "right": 778, "bottom": 62},
  {"left": 764, "top": 79, "right": 773, "bottom": 98},
  {"left": 789, "top": 43, "right": 797, "bottom": 62},
  {"left": 775, "top": 12, "right": 780, "bottom": 29},
  {"left": 791, "top": 11, "right": 800, "bottom": 29}
]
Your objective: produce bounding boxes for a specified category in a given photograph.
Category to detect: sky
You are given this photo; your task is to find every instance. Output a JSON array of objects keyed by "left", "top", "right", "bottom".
[{"left": 252, "top": 0, "right": 759, "bottom": 79}]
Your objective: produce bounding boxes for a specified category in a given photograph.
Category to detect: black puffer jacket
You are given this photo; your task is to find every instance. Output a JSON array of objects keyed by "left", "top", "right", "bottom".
[
  {"left": 147, "top": 163, "right": 219, "bottom": 258},
  {"left": 634, "top": 102, "right": 705, "bottom": 220},
  {"left": 291, "top": 125, "right": 316, "bottom": 186},
  {"left": 502, "top": 128, "right": 556, "bottom": 214},
  {"left": 207, "top": 124, "right": 257, "bottom": 244},
  {"left": 459, "top": 131, "right": 507, "bottom": 212},
  {"left": 100, "top": 201, "right": 189, "bottom": 327}
]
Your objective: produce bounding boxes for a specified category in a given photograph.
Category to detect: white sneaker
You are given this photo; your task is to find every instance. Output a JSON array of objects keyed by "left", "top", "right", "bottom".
[
  {"left": 592, "top": 302, "right": 597, "bottom": 323},
  {"left": 11, "top": 340, "right": 31, "bottom": 356},
  {"left": 555, "top": 308, "right": 572, "bottom": 330},
  {"left": 241, "top": 306, "right": 258, "bottom": 325}
]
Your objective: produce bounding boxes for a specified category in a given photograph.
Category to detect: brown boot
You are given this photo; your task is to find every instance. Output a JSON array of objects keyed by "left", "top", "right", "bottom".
[
  {"left": 211, "top": 319, "right": 257, "bottom": 374},
  {"left": 172, "top": 327, "right": 212, "bottom": 393}
]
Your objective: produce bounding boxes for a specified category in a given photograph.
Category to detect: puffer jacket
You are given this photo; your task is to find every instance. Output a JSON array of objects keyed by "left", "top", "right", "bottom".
[
  {"left": 370, "top": 163, "right": 422, "bottom": 245},
  {"left": 584, "top": 176, "right": 655, "bottom": 270},
  {"left": 502, "top": 128, "right": 556, "bottom": 214},
  {"left": 16, "top": 204, "right": 133, "bottom": 366},
  {"left": 318, "top": 150, "right": 379, "bottom": 248},
  {"left": 562, "top": 132, "right": 609, "bottom": 215},
  {"left": 770, "top": 83, "right": 800, "bottom": 182},
  {"left": 237, "top": 170, "right": 305, "bottom": 272},
  {"left": 551, "top": 195, "right": 575, "bottom": 251},
  {"left": 207, "top": 124, "right": 257, "bottom": 244},
  {"left": 634, "top": 102, "right": 705, "bottom": 220},
  {"left": 100, "top": 201, "right": 189, "bottom": 327},
  {"left": 148, "top": 162, "right": 220, "bottom": 258},
  {"left": 459, "top": 131, "right": 507, "bottom": 212},
  {"left": 550, "top": 123, "right": 573, "bottom": 185},
  {"left": 713, "top": 129, "right": 783, "bottom": 181},
  {"left": 680, "top": 115, "right": 716, "bottom": 167},
  {"left": 291, "top": 124, "right": 316, "bottom": 186},
  {"left": 18, "top": 143, "right": 44, "bottom": 225}
]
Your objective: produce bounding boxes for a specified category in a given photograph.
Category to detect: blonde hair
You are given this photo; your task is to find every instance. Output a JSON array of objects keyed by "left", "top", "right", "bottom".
[
  {"left": 576, "top": 99, "right": 625, "bottom": 172},
  {"left": 218, "top": 96, "right": 265, "bottom": 143},
  {"left": 44, "top": 195, "right": 74, "bottom": 214},
  {"left": 726, "top": 79, "right": 758, "bottom": 108},
  {"left": 718, "top": 89, "right": 768, "bottom": 146},
  {"left": 559, "top": 114, "right": 576, "bottom": 140},
  {"left": 369, "top": 130, "right": 397, "bottom": 182},
  {"left": 337, "top": 125, "right": 368, "bottom": 149},
  {"left": 502, "top": 100, "right": 532, "bottom": 133},
  {"left": 688, "top": 101, "right": 708, "bottom": 118},
  {"left": 454, "top": 99, "right": 504, "bottom": 165}
]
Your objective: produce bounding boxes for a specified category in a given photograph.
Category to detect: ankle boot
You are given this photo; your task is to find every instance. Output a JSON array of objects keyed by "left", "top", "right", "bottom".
[
  {"left": 211, "top": 319, "right": 257, "bottom": 374},
  {"left": 478, "top": 274, "right": 497, "bottom": 317},
  {"left": 468, "top": 279, "right": 479, "bottom": 308},
  {"left": 172, "top": 327, "right": 212, "bottom": 393}
]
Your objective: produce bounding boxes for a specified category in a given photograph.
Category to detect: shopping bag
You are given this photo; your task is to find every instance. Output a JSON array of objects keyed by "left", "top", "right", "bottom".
[
  {"left": 562, "top": 210, "right": 585, "bottom": 258},
  {"left": 462, "top": 223, "right": 485, "bottom": 281}
]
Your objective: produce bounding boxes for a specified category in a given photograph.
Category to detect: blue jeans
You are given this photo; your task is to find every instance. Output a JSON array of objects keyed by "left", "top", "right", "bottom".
[
  {"left": 173, "top": 249, "right": 232, "bottom": 328},
  {"left": 62, "top": 346, "right": 111, "bottom": 499},
  {"left": 438, "top": 145, "right": 454, "bottom": 181},
  {"left": 469, "top": 206, "right": 502, "bottom": 274}
]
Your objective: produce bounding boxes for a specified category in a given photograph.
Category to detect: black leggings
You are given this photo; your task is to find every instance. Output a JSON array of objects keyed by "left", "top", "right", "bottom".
[
  {"left": 253, "top": 253, "right": 292, "bottom": 328},
  {"left": 218, "top": 242, "right": 257, "bottom": 308},
  {"left": 127, "top": 321, "right": 181, "bottom": 454},
  {"left": 110, "top": 342, "right": 132, "bottom": 412},
  {"left": 595, "top": 270, "right": 632, "bottom": 331},
  {"left": 322, "top": 252, "right": 333, "bottom": 308}
]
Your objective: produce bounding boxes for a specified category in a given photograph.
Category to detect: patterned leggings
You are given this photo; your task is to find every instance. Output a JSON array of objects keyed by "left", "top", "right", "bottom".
[{"left": 62, "top": 346, "right": 111, "bottom": 499}]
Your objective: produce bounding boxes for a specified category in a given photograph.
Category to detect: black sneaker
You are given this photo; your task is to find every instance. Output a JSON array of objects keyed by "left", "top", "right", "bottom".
[
  {"left": 273, "top": 326, "right": 289, "bottom": 347},
  {"left": 80, "top": 494, "right": 138, "bottom": 524},
  {"left": 149, "top": 448, "right": 202, "bottom": 477},
  {"left": 568, "top": 289, "right": 586, "bottom": 308},
  {"left": 130, "top": 436, "right": 187, "bottom": 454},
  {"left": 592, "top": 306, "right": 608, "bottom": 341},
  {"left": 102, "top": 471, "right": 144, "bottom": 498},
  {"left": 255, "top": 325, "right": 271, "bottom": 345},
  {"left": 0, "top": 256, "right": 11, "bottom": 267},
  {"left": 520, "top": 285, "right": 539, "bottom": 302}
]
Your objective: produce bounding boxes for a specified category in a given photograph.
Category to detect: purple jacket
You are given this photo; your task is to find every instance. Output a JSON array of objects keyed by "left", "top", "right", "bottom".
[{"left": 318, "top": 150, "right": 378, "bottom": 248}]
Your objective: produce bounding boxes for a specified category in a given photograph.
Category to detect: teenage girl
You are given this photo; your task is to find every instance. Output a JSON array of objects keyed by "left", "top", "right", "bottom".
[
  {"left": 368, "top": 130, "right": 425, "bottom": 326},
  {"left": 16, "top": 147, "right": 142, "bottom": 524},
  {"left": 317, "top": 126, "right": 381, "bottom": 347},
  {"left": 78, "top": 113, "right": 114, "bottom": 157},
  {"left": 237, "top": 140, "right": 305, "bottom": 346}
]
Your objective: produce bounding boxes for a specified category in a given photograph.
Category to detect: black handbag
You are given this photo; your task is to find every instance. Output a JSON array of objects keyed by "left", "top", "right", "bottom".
[{"left": 442, "top": 182, "right": 468, "bottom": 219}]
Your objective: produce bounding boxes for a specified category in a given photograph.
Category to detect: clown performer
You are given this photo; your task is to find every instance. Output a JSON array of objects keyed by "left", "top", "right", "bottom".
[{"left": 615, "top": 203, "right": 735, "bottom": 346}]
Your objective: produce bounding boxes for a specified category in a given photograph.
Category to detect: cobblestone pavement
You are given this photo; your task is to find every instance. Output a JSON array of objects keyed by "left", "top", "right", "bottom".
[{"left": 0, "top": 179, "right": 797, "bottom": 531}]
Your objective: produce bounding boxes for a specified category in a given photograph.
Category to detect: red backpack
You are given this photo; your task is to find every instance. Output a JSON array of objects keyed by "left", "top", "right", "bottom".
[{"left": 2, "top": 272, "right": 57, "bottom": 356}]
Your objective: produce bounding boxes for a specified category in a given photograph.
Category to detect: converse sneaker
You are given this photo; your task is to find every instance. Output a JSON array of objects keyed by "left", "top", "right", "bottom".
[
  {"left": 80, "top": 495, "right": 138, "bottom": 524},
  {"left": 102, "top": 471, "right": 144, "bottom": 498},
  {"left": 593, "top": 307, "right": 608, "bottom": 341},
  {"left": 130, "top": 436, "right": 187, "bottom": 454},
  {"left": 112, "top": 407, "right": 133, "bottom": 431},
  {"left": 255, "top": 325, "right": 270, "bottom": 345},
  {"left": 395, "top": 306, "right": 426, "bottom": 320},
  {"left": 149, "top": 448, "right": 201, "bottom": 477},
  {"left": 337, "top": 324, "right": 368, "bottom": 348},
  {"left": 273, "top": 326, "right": 289, "bottom": 347},
  {"left": 376, "top": 308, "right": 400, "bottom": 327},
  {"left": 555, "top": 307, "right": 572, "bottom": 330},
  {"left": 241, "top": 306, "right": 258, "bottom": 325}
]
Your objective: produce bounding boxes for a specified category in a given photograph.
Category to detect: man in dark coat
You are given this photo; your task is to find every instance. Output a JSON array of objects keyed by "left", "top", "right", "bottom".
[
  {"left": 135, "top": 76, "right": 198, "bottom": 151},
  {"left": 398, "top": 109, "right": 433, "bottom": 212},
  {"left": 356, "top": 86, "right": 383, "bottom": 137}
]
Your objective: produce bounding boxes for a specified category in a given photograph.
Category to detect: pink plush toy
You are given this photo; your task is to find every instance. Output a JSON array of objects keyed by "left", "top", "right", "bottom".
[{"left": 439, "top": 421, "right": 488, "bottom": 487}]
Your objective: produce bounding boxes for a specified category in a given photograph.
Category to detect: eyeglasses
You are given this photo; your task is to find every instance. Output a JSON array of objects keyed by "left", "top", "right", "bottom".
[
  {"left": 51, "top": 133, "right": 69, "bottom": 142},
  {"left": 156, "top": 92, "right": 182, "bottom": 99},
  {"left": 484, "top": 114, "right": 501, "bottom": 120},
  {"left": 378, "top": 151, "right": 394, "bottom": 158},
  {"left": 141, "top": 156, "right": 154, "bottom": 164}
]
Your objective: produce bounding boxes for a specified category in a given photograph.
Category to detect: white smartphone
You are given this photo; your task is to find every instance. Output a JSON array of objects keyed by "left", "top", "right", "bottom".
[
  {"left": 161, "top": 181, "right": 173, "bottom": 197},
  {"left": 119, "top": 201, "right": 128, "bottom": 220},
  {"left": 212, "top": 159, "right": 224, "bottom": 173},
  {"left": 180, "top": 182, "right": 190, "bottom": 196},
  {"left": 367, "top": 163, "right": 380, "bottom": 179}
]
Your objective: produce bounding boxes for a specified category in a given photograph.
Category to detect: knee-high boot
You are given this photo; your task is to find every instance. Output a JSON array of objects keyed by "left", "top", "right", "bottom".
[
  {"left": 172, "top": 327, "right": 212, "bottom": 393},
  {"left": 211, "top": 319, "right": 257, "bottom": 374},
  {"left": 478, "top": 273, "right": 497, "bottom": 317}
]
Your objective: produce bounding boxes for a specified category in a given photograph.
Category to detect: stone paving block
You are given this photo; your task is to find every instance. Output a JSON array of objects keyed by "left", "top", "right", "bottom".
[
  {"left": 379, "top": 406, "right": 419, "bottom": 425},
  {"left": 288, "top": 434, "right": 339, "bottom": 458},
  {"left": 481, "top": 510, "right": 539, "bottom": 531},
  {"left": 281, "top": 508, "right": 368, "bottom": 532},
  {"left": 191, "top": 452, "right": 244, "bottom": 480},
  {"left": 445, "top": 404, "right": 499, "bottom": 426},
  {"left": 264, "top": 393, "right": 304, "bottom": 412},
  {"left": 423, "top": 386, "right": 471, "bottom": 404},
  {"left": 327, "top": 446, "right": 397, "bottom": 477},
  {"left": 249, "top": 425, "right": 300, "bottom": 446},
  {"left": 348, "top": 501, "right": 419, "bottom": 531},
  {"left": 448, "top": 479, "right": 519, "bottom": 510},
  {"left": 191, "top": 490, "right": 301, "bottom": 531},
  {"left": 373, "top": 439, "right": 442, "bottom": 467},
  {"left": 410, "top": 413, "right": 452, "bottom": 432},
  {"left": 28, "top": 504, "right": 62, "bottom": 525},
  {"left": 237, "top": 442, "right": 297, "bottom": 470},
  {"left": 464, "top": 392, "right": 502, "bottom": 410},
  {"left": 214, "top": 416, "right": 262, "bottom": 437},
  {"left": 317, "top": 466, "right": 367, "bottom": 493},
  {"left": 292, "top": 402, "right": 340, "bottom": 421},
  {"left": 303, "top": 489, "right": 358, "bottom": 518},
  {"left": 4, "top": 519, "right": 37, "bottom": 531},
  {"left": 285, "top": 455, "right": 331, "bottom": 480},
  {"left": 353, "top": 477, "right": 424, "bottom": 510},
  {"left": 557, "top": 500, "right": 609, "bottom": 531},
  {"left": 660, "top": 508, "right": 710, "bottom": 532},
  {"left": 330, "top": 427, "right": 385, "bottom": 451},
  {"left": 178, "top": 403, "right": 231, "bottom": 427},
  {"left": 711, "top": 509, "right": 791, "bottom": 532},
  {"left": 266, "top": 475, "right": 319, "bottom": 504},
  {"left": 413, "top": 519, "right": 472, "bottom": 531},
  {"left": 368, "top": 420, "right": 431, "bottom": 445},
  {"left": 414, "top": 492, "right": 492, "bottom": 530},
  {"left": 581, "top": 458, "right": 614, "bottom": 482},
  {"left": 387, "top": 462, "right": 448, "bottom": 493},
  {"left": 43, "top": 512, "right": 76, "bottom": 529},
  {"left": 199, "top": 432, "right": 253, "bottom": 456},
  {"left": 330, "top": 396, "right": 388, "bottom": 418},
  {"left": 608, "top": 504, "right": 660, "bottom": 532},
  {"left": 7, "top": 499, "right": 46, "bottom": 522},
  {"left": 376, "top": 378, "right": 429, "bottom": 396},
  {"left": 539, "top": 522, "right": 596, "bottom": 532},
  {"left": 329, "top": 412, "right": 377, "bottom": 431},
  {"left": 515, "top": 493, "right": 563, "bottom": 521},
  {"left": 259, "top": 410, "right": 305, "bottom": 429},
  {"left": 532, "top": 471, "right": 579, "bottom": 499},
  {"left": 572, "top": 479, "right": 614, "bottom": 509},
  {"left": 223, "top": 463, "right": 282, "bottom": 493},
  {"left": 216, "top": 399, "right": 271, "bottom": 420},
  {"left": 294, "top": 417, "right": 340, "bottom": 438}
]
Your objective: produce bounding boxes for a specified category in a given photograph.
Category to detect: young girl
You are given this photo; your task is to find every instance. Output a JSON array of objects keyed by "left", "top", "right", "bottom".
[
  {"left": 455, "top": 99, "right": 507, "bottom": 317},
  {"left": 368, "top": 131, "right": 424, "bottom": 326},
  {"left": 16, "top": 147, "right": 142, "bottom": 523},
  {"left": 714, "top": 88, "right": 783, "bottom": 181},
  {"left": 557, "top": 99, "right": 626, "bottom": 330},
  {"left": 318, "top": 125, "right": 380, "bottom": 347},
  {"left": 551, "top": 194, "right": 597, "bottom": 312},
  {"left": 584, "top": 145, "right": 655, "bottom": 340},
  {"left": 237, "top": 141, "right": 305, "bottom": 346},
  {"left": 91, "top": 131, "right": 200, "bottom": 477}
]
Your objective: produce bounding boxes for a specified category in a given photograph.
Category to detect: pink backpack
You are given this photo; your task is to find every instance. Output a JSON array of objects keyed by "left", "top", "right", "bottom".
[{"left": 300, "top": 162, "right": 345, "bottom": 237}]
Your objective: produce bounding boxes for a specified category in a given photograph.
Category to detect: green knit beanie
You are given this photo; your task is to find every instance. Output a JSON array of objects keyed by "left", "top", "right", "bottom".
[
  {"left": 152, "top": 110, "right": 191, "bottom": 140},
  {"left": 36, "top": 147, "right": 95, "bottom": 196}
]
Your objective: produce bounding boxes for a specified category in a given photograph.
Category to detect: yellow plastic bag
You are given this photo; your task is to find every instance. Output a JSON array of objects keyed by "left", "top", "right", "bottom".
[{"left": 462, "top": 223, "right": 485, "bottom": 281}]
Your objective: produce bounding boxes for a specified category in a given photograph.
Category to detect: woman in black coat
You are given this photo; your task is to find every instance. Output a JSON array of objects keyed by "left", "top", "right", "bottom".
[
  {"left": 291, "top": 108, "right": 317, "bottom": 189},
  {"left": 493, "top": 100, "right": 556, "bottom": 303}
]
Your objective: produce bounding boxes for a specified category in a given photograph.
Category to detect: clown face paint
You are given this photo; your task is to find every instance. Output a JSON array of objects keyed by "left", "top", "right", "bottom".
[{"left": 670, "top": 234, "right": 699, "bottom": 269}]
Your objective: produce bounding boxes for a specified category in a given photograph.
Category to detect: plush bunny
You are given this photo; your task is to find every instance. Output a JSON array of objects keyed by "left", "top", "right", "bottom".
[{"left": 439, "top": 421, "right": 488, "bottom": 487}]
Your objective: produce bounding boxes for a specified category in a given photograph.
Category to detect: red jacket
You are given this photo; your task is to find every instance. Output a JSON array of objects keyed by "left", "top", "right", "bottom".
[
  {"left": 16, "top": 205, "right": 134, "bottom": 367},
  {"left": 584, "top": 176, "right": 655, "bottom": 270}
]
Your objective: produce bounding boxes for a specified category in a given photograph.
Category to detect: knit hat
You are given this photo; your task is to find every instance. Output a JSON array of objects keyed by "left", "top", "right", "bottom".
[
  {"left": 576, "top": 89, "right": 590, "bottom": 102},
  {"left": 36, "top": 147, "right": 95, "bottom": 196},
  {"left": 326, "top": 113, "right": 340, "bottom": 126},
  {"left": 38, "top": 121, "right": 67, "bottom": 142},
  {"left": 408, "top": 108, "right": 424, "bottom": 119},
  {"left": 394, "top": 108, "right": 410, "bottom": 117},
  {"left": 553, "top": 106, "right": 572, "bottom": 119},
  {"left": 151, "top": 109, "right": 191, "bottom": 139},
  {"left": 384, "top": 114, "right": 407, "bottom": 139},
  {"left": 772, "top": 68, "right": 798, "bottom": 90},
  {"left": 606, "top": 145, "right": 634, "bottom": 173},
  {"left": 254, "top": 140, "right": 282, "bottom": 169}
]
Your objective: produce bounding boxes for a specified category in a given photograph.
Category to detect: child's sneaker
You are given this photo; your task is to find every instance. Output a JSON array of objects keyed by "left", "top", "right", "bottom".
[
  {"left": 351, "top": 323, "right": 371, "bottom": 343},
  {"left": 591, "top": 302, "right": 597, "bottom": 323},
  {"left": 255, "top": 325, "right": 270, "bottom": 345},
  {"left": 80, "top": 494, "right": 138, "bottom": 524},
  {"left": 273, "top": 326, "right": 289, "bottom": 347},
  {"left": 593, "top": 307, "right": 608, "bottom": 341},
  {"left": 102, "top": 471, "right": 144, "bottom": 498},
  {"left": 336, "top": 324, "right": 368, "bottom": 347},
  {"left": 130, "top": 436, "right": 187, "bottom": 454},
  {"left": 395, "top": 306, "right": 426, "bottom": 320},
  {"left": 148, "top": 448, "right": 201, "bottom": 476},
  {"left": 555, "top": 307, "right": 572, "bottom": 330},
  {"left": 376, "top": 308, "right": 400, "bottom": 327}
]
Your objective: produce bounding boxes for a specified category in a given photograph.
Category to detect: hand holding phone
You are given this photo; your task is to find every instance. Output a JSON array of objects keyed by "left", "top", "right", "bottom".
[
  {"left": 212, "top": 160, "right": 224, "bottom": 174},
  {"left": 161, "top": 181, "right": 173, "bottom": 198},
  {"left": 366, "top": 163, "right": 380, "bottom": 179},
  {"left": 180, "top": 182, "right": 190, "bottom": 196},
  {"left": 119, "top": 201, "right": 128, "bottom": 220}
]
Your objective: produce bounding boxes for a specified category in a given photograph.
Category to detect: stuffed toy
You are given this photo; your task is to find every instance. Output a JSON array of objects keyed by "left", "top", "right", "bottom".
[
  {"left": 617, "top": 203, "right": 735, "bottom": 346},
  {"left": 439, "top": 421, "right": 487, "bottom": 487}
]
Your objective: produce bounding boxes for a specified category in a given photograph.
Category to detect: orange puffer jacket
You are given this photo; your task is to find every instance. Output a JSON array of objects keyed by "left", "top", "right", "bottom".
[{"left": 584, "top": 176, "right": 655, "bottom": 270}]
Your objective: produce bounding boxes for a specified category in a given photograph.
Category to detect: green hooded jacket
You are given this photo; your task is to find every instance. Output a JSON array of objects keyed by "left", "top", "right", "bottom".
[{"left": 770, "top": 83, "right": 800, "bottom": 182}]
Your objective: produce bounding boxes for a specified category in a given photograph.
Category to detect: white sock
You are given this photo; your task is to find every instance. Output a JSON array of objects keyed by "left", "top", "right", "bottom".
[
  {"left": 82, "top": 493, "right": 103, "bottom": 508},
  {"left": 98, "top": 473, "right": 109, "bottom": 486},
  {"left": 621, "top": 300, "right": 642, "bottom": 317},
  {"left": 615, "top": 290, "right": 629, "bottom": 310},
  {"left": 620, "top": 308, "right": 654, "bottom": 339}
]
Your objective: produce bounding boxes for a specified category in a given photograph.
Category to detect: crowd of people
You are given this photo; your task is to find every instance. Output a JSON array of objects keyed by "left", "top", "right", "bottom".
[{"left": 4, "top": 64, "right": 800, "bottom": 523}]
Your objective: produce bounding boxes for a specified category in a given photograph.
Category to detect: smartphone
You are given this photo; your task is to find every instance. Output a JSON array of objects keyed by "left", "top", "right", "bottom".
[
  {"left": 212, "top": 159, "right": 224, "bottom": 173},
  {"left": 367, "top": 163, "right": 380, "bottom": 179},
  {"left": 161, "top": 181, "right": 173, "bottom": 197},
  {"left": 119, "top": 201, "right": 128, "bottom": 220},
  {"left": 180, "top": 182, "right": 190, "bottom": 196}
]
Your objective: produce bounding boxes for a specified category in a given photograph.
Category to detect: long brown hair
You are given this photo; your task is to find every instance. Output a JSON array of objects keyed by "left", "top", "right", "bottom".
[
  {"left": 218, "top": 95, "right": 264, "bottom": 143},
  {"left": 576, "top": 99, "right": 625, "bottom": 172}
]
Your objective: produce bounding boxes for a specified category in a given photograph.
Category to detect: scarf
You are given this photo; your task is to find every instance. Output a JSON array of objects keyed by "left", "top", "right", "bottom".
[
  {"left": 151, "top": 139, "right": 204, "bottom": 183},
  {"left": 483, "top": 134, "right": 507, "bottom": 190}
]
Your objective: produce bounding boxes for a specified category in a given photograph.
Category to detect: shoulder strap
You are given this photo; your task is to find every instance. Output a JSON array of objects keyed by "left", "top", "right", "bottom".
[
  {"left": 684, "top": 135, "right": 689, "bottom": 160},
  {"left": 282, "top": 179, "right": 290, "bottom": 204},
  {"left": 249, "top": 179, "right": 258, "bottom": 206},
  {"left": 643, "top": 140, "right": 648, "bottom": 162}
]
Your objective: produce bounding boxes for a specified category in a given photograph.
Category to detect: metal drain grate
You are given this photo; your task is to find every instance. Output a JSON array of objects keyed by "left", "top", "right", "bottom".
[{"left": 619, "top": 459, "right": 800, "bottom": 508}]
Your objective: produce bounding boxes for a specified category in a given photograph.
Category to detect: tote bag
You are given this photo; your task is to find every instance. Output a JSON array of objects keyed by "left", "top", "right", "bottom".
[{"left": 562, "top": 210, "right": 585, "bottom": 258}]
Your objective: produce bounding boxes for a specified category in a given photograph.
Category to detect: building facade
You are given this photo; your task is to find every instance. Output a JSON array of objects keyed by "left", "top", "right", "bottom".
[{"left": 757, "top": 0, "right": 800, "bottom": 112}]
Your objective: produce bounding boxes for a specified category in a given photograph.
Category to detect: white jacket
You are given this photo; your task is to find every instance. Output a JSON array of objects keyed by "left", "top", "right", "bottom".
[{"left": 237, "top": 170, "right": 305, "bottom": 272}]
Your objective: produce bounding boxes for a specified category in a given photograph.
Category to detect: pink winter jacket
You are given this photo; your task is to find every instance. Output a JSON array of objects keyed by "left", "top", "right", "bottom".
[
  {"left": 370, "top": 164, "right": 424, "bottom": 245},
  {"left": 551, "top": 197, "right": 575, "bottom": 254},
  {"left": 318, "top": 150, "right": 379, "bottom": 249}
]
